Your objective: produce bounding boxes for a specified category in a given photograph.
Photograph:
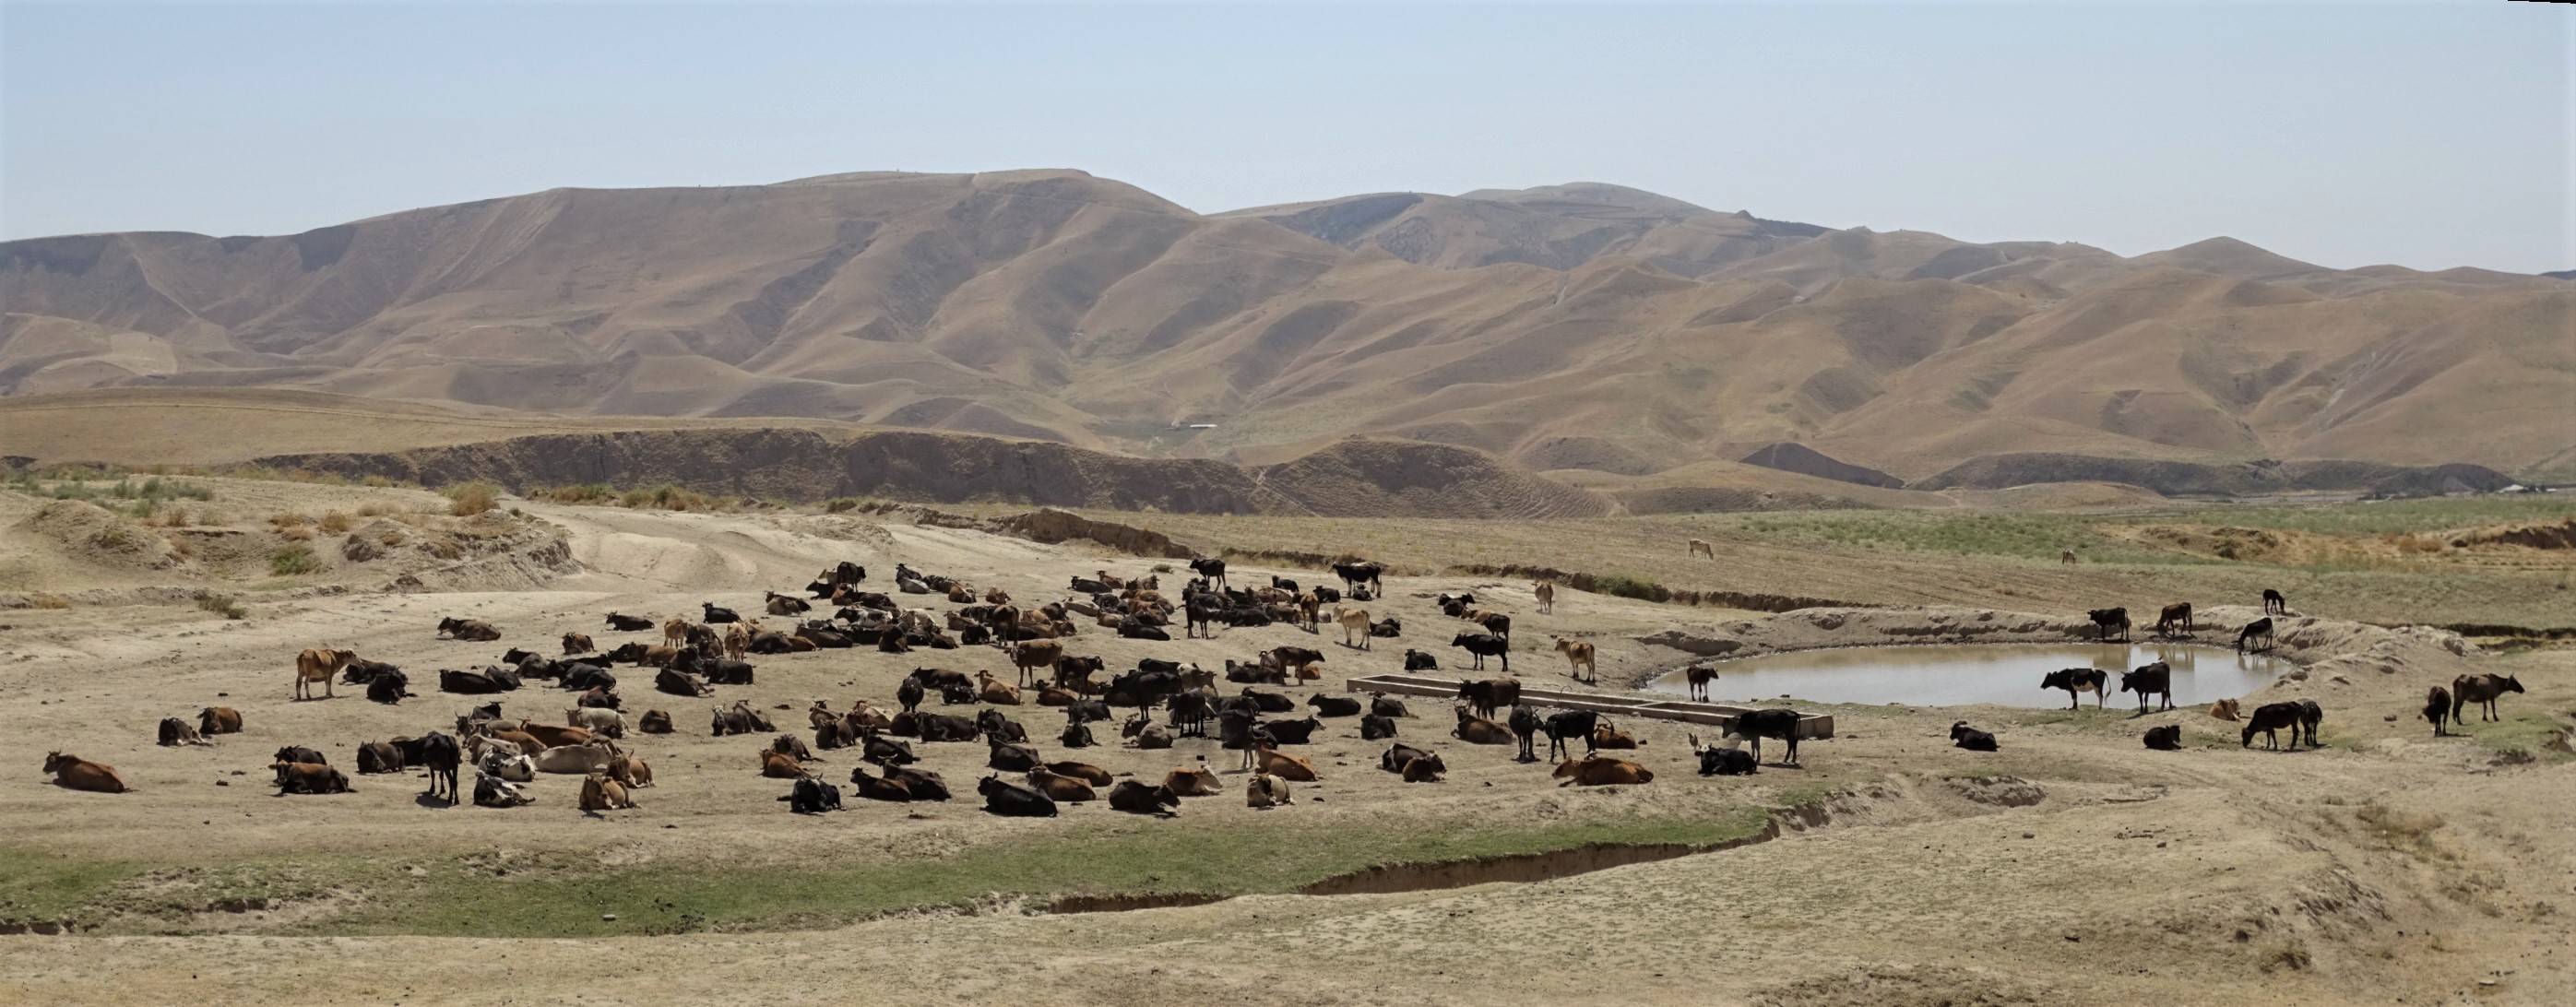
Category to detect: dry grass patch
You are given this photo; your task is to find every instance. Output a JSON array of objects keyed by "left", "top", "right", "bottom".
[{"left": 444, "top": 482, "right": 501, "bottom": 516}]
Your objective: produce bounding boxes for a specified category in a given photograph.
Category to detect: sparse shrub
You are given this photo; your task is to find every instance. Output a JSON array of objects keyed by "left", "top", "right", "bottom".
[
  {"left": 269, "top": 544, "right": 321, "bottom": 575},
  {"left": 423, "top": 539, "right": 464, "bottom": 561},
  {"left": 267, "top": 512, "right": 310, "bottom": 529},
  {"left": 540, "top": 483, "right": 614, "bottom": 504},
  {"left": 1151, "top": 563, "right": 1173, "bottom": 574},
  {"left": 1589, "top": 573, "right": 1664, "bottom": 601},
  {"left": 318, "top": 512, "right": 354, "bottom": 535},
  {"left": 89, "top": 525, "right": 135, "bottom": 550},
  {"left": 361, "top": 474, "right": 394, "bottom": 488},
  {"left": 165, "top": 535, "right": 194, "bottom": 560},
  {"left": 356, "top": 503, "right": 396, "bottom": 517},
  {"left": 279, "top": 525, "right": 315, "bottom": 542},
  {"left": 30, "top": 594, "right": 71, "bottom": 610},
  {"left": 196, "top": 593, "right": 245, "bottom": 620},
  {"left": 445, "top": 481, "right": 501, "bottom": 516},
  {"left": 825, "top": 497, "right": 861, "bottom": 514}
]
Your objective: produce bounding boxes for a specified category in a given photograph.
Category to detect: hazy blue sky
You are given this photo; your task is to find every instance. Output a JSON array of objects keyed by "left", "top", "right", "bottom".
[{"left": 4, "top": 2, "right": 2567, "bottom": 272}]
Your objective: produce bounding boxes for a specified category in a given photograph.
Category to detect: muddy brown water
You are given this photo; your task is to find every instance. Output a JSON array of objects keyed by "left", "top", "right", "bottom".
[{"left": 1644, "top": 643, "right": 2291, "bottom": 708}]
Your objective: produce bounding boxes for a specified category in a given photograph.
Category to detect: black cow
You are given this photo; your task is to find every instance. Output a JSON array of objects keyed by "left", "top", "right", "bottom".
[
  {"left": 1692, "top": 734, "right": 1758, "bottom": 776},
  {"left": 977, "top": 708, "right": 1028, "bottom": 743},
  {"left": 1188, "top": 557, "right": 1228, "bottom": 590},
  {"left": 1729, "top": 708, "right": 1804, "bottom": 766},
  {"left": 1261, "top": 717, "right": 1321, "bottom": 745},
  {"left": 341, "top": 658, "right": 400, "bottom": 685},
  {"left": 863, "top": 732, "right": 916, "bottom": 766},
  {"left": 979, "top": 775, "right": 1058, "bottom": 817},
  {"left": 987, "top": 738, "right": 1041, "bottom": 772},
  {"left": 2039, "top": 668, "right": 2109, "bottom": 709},
  {"left": 2240, "top": 701, "right": 2305, "bottom": 750},
  {"left": 1167, "top": 689, "right": 1214, "bottom": 738},
  {"left": 1061, "top": 718, "right": 1097, "bottom": 749},
  {"left": 656, "top": 667, "right": 713, "bottom": 697},
  {"left": 1333, "top": 561, "right": 1384, "bottom": 594},
  {"left": 1508, "top": 705, "right": 1544, "bottom": 764},
  {"left": 605, "top": 613, "right": 656, "bottom": 632},
  {"left": 2236, "top": 617, "right": 2275, "bottom": 655},
  {"left": 884, "top": 765, "right": 949, "bottom": 801},
  {"left": 2424, "top": 687, "right": 2452, "bottom": 737},
  {"left": 1450, "top": 633, "right": 1510, "bottom": 672},
  {"left": 1184, "top": 592, "right": 1226, "bottom": 639},
  {"left": 365, "top": 669, "right": 413, "bottom": 705},
  {"left": 559, "top": 664, "right": 617, "bottom": 693},
  {"left": 1540, "top": 709, "right": 1599, "bottom": 761},
  {"left": 439, "top": 668, "right": 511, "bottom": 694},
  {"left": 1108, "top": 780, "right": 1181, "bottom": 816},
  {"left": 2120, "top": 662, "right": 2174, "bottom": 713},
  {"left": 2086, "top": 608, "right": 2131, "bottom": 643},
  {"left": 1308, "top": 694, "right": 1362, "bottom": 717},
  {"left": 1119, "top": 622, "right": 1171, "bottom": 642},
  {"left": 2261, "top": 588, "right": 2287, "bottom": 615},
  {"left": 896, "top": 678, "right": 925, "bottom": 713},
  {"left": 2142, "top": 725, "right": 2183, "bottom": 751},
  {"left": 419, "top": 732, "right": 462, "bottom": 805},
  {"left": 1369, "top": 693, "right": 1410, "bottom": 718},
  {"left": 917, "top": 713, "right": 979, "bottom": 742},
  {"left": 781, "top": 777, "right": 842, "bottom": 814},
  {"left": 1240, "top": 689, "right": 1295, "bottom": 713},
  {"left": 1950, "top": 722, "right": 1999, "bottom": 752},
  {"left": 1457, "top": 678, "right": 1521, "bottom": 719},
  {"left": 1404, "top": 650, "right": 1439, "bottom": 671},
  {"left": 701, "top": 602, "right": 741, "bottom": 624},
  {"left": 1359, "top": 714, "right": 1399, "bottom": 740}
]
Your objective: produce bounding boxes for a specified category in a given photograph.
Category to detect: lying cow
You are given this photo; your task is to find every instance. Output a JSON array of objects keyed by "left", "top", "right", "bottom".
[
  {"left": 273, "top": 762, "right": 354, "bottom": 795},
  {"left": 474, "top": 771, "right": 534, "bottom": 808},
  {"left": 1108, "top": 779, "right": 1181, "bottom": 816},
  {"left": 1552, "top": 756, "right": 1653, "bottom": 787},
  {"left": 1950, "top": 721, "right": 1999, "bottom": 752},
  {"left": 42, "top": 752, "right": 130, "bottom": 793},
  {"left": 2142, "top": 725, "right": 2183, "bottom": 751},
  {"left": 157, "top": 717, "right": 209, "bottom": 747},
  {"left": 979, "top": 775, "right": 1057, "bottom": 817},
  {"left": 437, "top": 617, "right": 502, "bottom": 642},
  {"left": 1691, "top": 734, "right": 1756, "bottom": 776}
]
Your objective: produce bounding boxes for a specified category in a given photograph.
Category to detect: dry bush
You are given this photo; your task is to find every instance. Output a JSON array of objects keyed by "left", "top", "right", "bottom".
[
  {"left": 360, "top": 474, "right": 394, "bottom": 488},
  {"left": 269, "top": 544, "right": 321, "bottom": 575},
  {"left": 380, "top": 528, "right": 409, "bottom": 547},
  {"left": 423, "top": 538, "right": 464, "bottom": 561},
  {"left": 318, "top": 512, "right": 354, "bottom": 535},
  {"left": 165, "top": 536, "right": 194, "bottom": 561},
  {"left": 445, "top": 482, "right": 501, "bottom": 516},
  {"left": 30, "top": 594, "right": 71, "bottom": 610},
  {"left": 267, "top": 512, "right": 310, "bottom": 529},
  {"left": 356, "top": 503, "right": 397, "bottom": 517},
  {"left": 279, "top": 525, "right": 315, "bottom": 542}
]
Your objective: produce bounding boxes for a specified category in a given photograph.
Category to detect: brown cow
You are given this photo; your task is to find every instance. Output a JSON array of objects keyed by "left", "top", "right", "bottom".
[
  {"left": 607, "top": 753, "right": 655, "bottom": 788},
  {"left": 2451, "top": 674, "right": 2526, "bottom": 724},
  {"left": 1163, "top": 766, "right": 1222, "bottom": 796},
  {"left": 1013, "top": 640, "right": 1066, "bottom": 687},
  {"left": 579, "top": 773, "right": 637, "bottom": 812},
  {"left": 294, "top": 647, "right": 357, "bottom": 700},
  {"left": 514, "top": 720, "right": 594, "bottom": 749},
  {"left": 1552, "top": 637, "right": 1597, "bottom": 684},
  {"left": 1026, "top": 766, "right": 1097, "bottom": 802},
  {"left": 562, "top": 632, "right": 596, "bottom": 656},
  {"left": 1533, "top": 580, "right": 1556, "bottom": 614},
  {"left": 760, "top": 751, "right": 807, "bottom": 779},
  {"left": 1591, "top": 722, "right": 1639, "bottom": 750},
  {"left": 1244, "top": 773, "right": 1294, "bottom": 808},
  {"left": 1553, "top": 756, "right": 1654, "bottom": 787},
  {"left": 1042, "top": 761, "right": 1112, "bottom": 787},
  {"left": 975, "top": 670, "right": 1022, "bottom": 705},
  {"left": 1453, "top": 705, "right": 1515, "bottom": 745},
  {"left": 2155, "top": 603, "right": 2194, "bottom": 636},
  {"left": 273, "top": 761, "right": 353, "bottom": 794},
  {"left": 1688, "top": 539, "right": 1715, "bottom": 559},
  {"left": 1253, "top": 744, "right": 1318, "bottom": 781},
  {"left": 42, "top": 752, "right": 129, "bottom": 793},
  {"left": 198, "top": 706, "right": 243, "bottom": 736}
]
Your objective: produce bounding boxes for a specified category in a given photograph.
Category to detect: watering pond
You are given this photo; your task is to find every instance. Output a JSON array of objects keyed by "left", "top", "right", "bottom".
[{"left": 1645, "top": 643, "right": 2292, "bottom": 709}]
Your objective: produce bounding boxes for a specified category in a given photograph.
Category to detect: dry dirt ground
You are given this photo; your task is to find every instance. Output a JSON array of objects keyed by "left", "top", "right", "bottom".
[{"left": 2, "top": 483, "right": 2571, "bottom": 1005}]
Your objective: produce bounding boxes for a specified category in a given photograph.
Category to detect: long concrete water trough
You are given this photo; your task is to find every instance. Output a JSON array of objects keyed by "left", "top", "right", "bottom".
[{"left": 1344, "top": 673, "right": 1835, "bottom": 740}]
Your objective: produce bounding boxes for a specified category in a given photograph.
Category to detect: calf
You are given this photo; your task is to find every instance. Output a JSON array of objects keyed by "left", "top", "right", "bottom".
[
  {"left": 1451, "top": 633, "right": 1510, "bottom": 672},
  {"left": 1333, "top": 606, "right": 1372, "bottom": 649},
  {"left": 1681, "top": 665, "right": 1716, "bottom": 702},
  {"left": 579, "top": 773, "right": 637, "bottom": 812},
  {"left": 2424, "top": 686, "right": 2452, "bottom": 737},
  {"left": 1108, "top": 779, "right": 1181, "bottom": 816},
  {"left": 2142, "top": 725, "right": 2182, "bottom": 751},
  {"left": 2236, "top": 617, "right": 2275, "bottom": 655},
  {"left": 1950, "top": 721, "right": 1999, "bottom": 752},
  {"left": 2261, "top": 588, "right": 2286, "bottom": 615},
  {"left": 2086, "top": 608, "right": 2131, "bottom": 643},
  {"left": 2450, "top": 674, "right": 2524, "bottom": 724},
  {"left": 2039, "top": 667, "right": 2109, "bottom": 710},
  {"left": 2155, "top": 603, "right": 2193, "bottom": 636},
  {"left": 1690, "top": 734, "right": 1757, "bottom": 776},
  {"left": 1552, "top": 757, "right": 1653, "bottom": 787},
  {"left": 1551, "top": 637, "right": 1597, "bottom": 684},
  {"left": 2120, "top": 662, "right": 2175, "bottom": 713},
  {"left": 157, "top": 717, "right": 208, "bottom": 747},
  {"left": 979, "top": 775, "right": 1057, "bottom": 817}
]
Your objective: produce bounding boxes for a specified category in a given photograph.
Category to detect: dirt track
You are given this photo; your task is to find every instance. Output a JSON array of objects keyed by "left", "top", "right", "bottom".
[{"left": 3, "top": 491, "right": 2571, "bottom": 1006}]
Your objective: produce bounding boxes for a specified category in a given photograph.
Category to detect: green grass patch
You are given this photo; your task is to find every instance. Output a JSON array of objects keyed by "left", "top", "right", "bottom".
[
  {"left": 2463, "top": 711, "right": 2576, "bottom": 764},
  {"left": 5, "top": 809, "right": 1779, "bottom": 936},
  {"left": 1589, "top": 572, "right": 1664, "bottom": 600},
  {"left": 267, "top": 544, "right": 320, "bottom": 575}
]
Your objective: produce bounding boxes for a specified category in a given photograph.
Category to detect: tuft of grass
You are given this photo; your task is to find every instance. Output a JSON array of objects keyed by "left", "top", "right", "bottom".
[
  {"left": 1590, "top": 572, "right": 1663, "bottom": 601},
  {"left": 539, "top": 483, "right": 615, "bottom": 504},
  {"left": 30, "top": 593, "right": 72, "bottom": 610},
  {"left": 317, "top": 512, "right": 354, "bottom": 535},
  {"left": 268, "top": 544, "right": 321, "bottom": 575},
  {"left": 195, "top": 593, "right": 246, "bottom": 620},
  {"left": 360, "top": 474, "right": 394, "bottom": 489},
  {"left": 445, "top": 481, "right": 501, "bottom": 516}
]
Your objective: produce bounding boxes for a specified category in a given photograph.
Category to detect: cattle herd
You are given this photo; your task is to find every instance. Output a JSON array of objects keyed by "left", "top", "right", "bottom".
[{"left": 34, "top": 556, "right": 2535, "bottom": 819}]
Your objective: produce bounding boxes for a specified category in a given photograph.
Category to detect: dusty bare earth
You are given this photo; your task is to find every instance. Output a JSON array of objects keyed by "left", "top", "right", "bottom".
[{"left": 1, "top": 480, "right": 2571, "bottom": 1006}]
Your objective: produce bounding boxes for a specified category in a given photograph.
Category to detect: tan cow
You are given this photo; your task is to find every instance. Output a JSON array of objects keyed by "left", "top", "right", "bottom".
[
  {"left": 1688, "top": 539, "right": 1715, "bottom": 559},
  {"left": 663, "top": 617, "right": 689, "bottom": 646},
  {"left": 1026, "top": 766, "right": 1097, "bottom": 802},
  {"left": 1013, "top": 640, "right": 1066, "bottom": 686},
  {"left": 294, "top": 647, "right": 357, "bottom": 700},
  {"left": 1533, "top": 580, "right": 1556, "bottom": 614},
  {"left": 1334, "top": 607, "right": 1373, "bottom": 650},
  {"left": 42, "top": 752, "right": 130, "bottom": 793},
  {"left": 199, "top": 705, "right": 243, "bottom": 736},
  {"left": 985, "top": 586, "right": 1013, "bottom": 605},
  {"left": 579, "top": 773, "right": 637, "bottom": 812},
  {"left": 760, "top": 751, "right": 806, "bottom": 779},
  {"left": 1553, "top": 637, "right": 1597, "bottom": 683},
  {"left": 2209, "top": 698, "right": 2243, "bottom": 722},
  {"left": 1553, "top": 756, "right": 1654, "bottom": 787},
  {"left": 607, "top": 753, "right": 655, "bottom": 789},
  {"left": 1253, "top": 744, "right": 1318, "bottom": 781},
  {"left": 723, "top": 623, "right": 748, "bottom": 660},
  {"left": 975, "top": 670, "right": 1022, "bottom": 705},
  {"left": 514, "top": 720, "right": 594, "bottom": 748},
  {"left": 1164, "top": 766, "right": 1222, "bottom": 796}
]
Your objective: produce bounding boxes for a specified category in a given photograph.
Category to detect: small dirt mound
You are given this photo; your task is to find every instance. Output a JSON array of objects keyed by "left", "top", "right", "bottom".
[{"left": 1751, "top": 964, "right": 2042, "bottom": 1007}]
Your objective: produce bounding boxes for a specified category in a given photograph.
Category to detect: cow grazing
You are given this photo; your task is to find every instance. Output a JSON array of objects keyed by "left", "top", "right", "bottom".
[
  {"left": 605, "top": 613, "right": 656, "bottom": 632},
  {"left": 1109, "top": 779, "right": 1181, "bottom": 816},
  {"left": 2425, "top": 687, "right": 2452, "bottom": 737},
  {"left": 1551, "top": 638, "right": 1597, "bottom": 684},
  {"left": 1688, "top": 538, "right": 1715, "bottom": 559},
  {"left": 43, "top": 752, "right": 130, "bottom": 793},
  {"left": 157, "top": 717, "right": 208, "bottom": 747},
  {"left": 199, "top": 706, "right": 243, "bottom": 736},
  {"left": 2142, "top": 725, "right": 2183, "bottom": 751},
  {"left": 2451, "top": 674, "right": 2525, "bottom": 724},
  {"left": 2040, "top": 668, "right": 2109, "bottom": 710},
  {"left": 1308, "top": 694, "right": 1362, "bottom": 717},
  {"left": 2261, "top": 588, "right": 2287, "bottom": 615},
  {"left": 2236, "top": 618, "right": 2275, "bottom": 655},
  {"left": 1244, "top": 773, "right": 1294, "bottom": 809},
  {"left": 2086, "top": 608, "right": 2131, "bottom": 643},
  {"left": 1553, "top": 757, "right": 1653, "bottom": 787},
  {"left": 437, "top": 617, "right": 501, "bottom": 642},
  {"left": 1950, "top": 722, "right": 1999, "bottom": 752},
  {"left": 293, "top": 647, "right": 357, "bottom": 700},
  {"left": 2240, "top": 701, "right": 2308, "bottom": 750},
  {"left": 273, "top": 762, "right": 353, "bottom": 795},
  {"left": 1691, "top": 734, "right": 1757, "bottom": 776},
  {"left": 2119, "top": 662, "right": 2175, "bottom": 714},
  {"left": 1456, "top": 677, "right": 1521, "bottom": 718},
  {"left": 979, "top": 775, "right": 1058, "bottom": 817},
  {"left": 1727, "top": 708, "right": 1803, "bottom": 766},
  {"left": 1334, "top": 607, "right": 1373, "bottom": 649},
  {"left": 2155, "top": 603, "right": 2194, "bottom": 636},
  {"left": 1451, "top": 633, "right": 1510, "bottom": 672}
]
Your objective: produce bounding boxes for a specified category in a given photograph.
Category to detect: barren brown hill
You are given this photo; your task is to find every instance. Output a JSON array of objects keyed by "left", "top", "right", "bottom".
[{"left": 5, "top": 170, "right": 2568, "bottom": 487}]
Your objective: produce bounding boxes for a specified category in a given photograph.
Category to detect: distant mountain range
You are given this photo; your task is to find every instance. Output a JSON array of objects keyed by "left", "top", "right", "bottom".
[{"left": 6, "top": 169, "right": 2570, "bottom": 487}]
